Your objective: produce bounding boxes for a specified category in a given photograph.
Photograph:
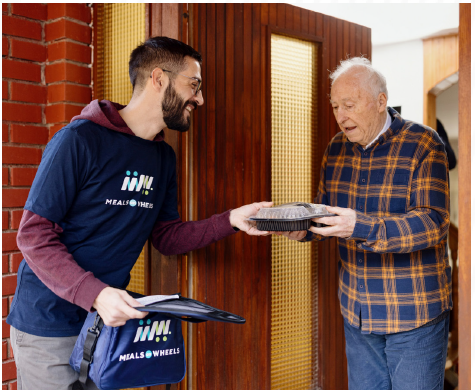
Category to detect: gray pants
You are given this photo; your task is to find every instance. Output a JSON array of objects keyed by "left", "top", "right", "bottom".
[{"left": 10, "top": 326, "right": 99, "bottom": 390}]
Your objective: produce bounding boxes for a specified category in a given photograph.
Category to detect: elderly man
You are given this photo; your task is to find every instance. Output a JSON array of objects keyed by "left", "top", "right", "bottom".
[{"left": 283, "top": 57, "right": 451, "bottom": 390}]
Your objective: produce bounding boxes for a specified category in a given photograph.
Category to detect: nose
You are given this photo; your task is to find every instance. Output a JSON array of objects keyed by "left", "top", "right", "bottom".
[
  {"left": 194, "top": 90, "right": 204, "bottom": 106},
  {"left": 336, "top": 108, "right": 347, "bottom": 124}
]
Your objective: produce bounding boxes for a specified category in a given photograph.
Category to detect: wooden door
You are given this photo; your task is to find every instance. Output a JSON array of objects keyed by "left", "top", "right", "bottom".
[{"left": 188, "top": 4, "right": 371, "bottom": 390}]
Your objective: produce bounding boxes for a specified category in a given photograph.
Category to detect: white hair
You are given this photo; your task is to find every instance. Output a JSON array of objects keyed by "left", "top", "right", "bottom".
[{"left": 329, "top": 57, "right": 388, "bottom": 99}]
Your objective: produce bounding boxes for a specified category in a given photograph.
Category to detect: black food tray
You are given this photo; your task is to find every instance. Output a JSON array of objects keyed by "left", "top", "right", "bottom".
[{"left": 251, "top": 214, "right": 336, "bottom": 231}]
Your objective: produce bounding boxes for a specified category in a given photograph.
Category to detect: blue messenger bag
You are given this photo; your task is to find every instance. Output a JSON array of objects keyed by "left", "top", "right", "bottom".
[{"left": 70, "top": 293, "right": 245, "bottom": 390}]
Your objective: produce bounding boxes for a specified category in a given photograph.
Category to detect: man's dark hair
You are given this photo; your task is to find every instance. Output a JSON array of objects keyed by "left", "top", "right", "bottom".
[{"left": 129, "top": 36, "right": 202, "bottom": 93}]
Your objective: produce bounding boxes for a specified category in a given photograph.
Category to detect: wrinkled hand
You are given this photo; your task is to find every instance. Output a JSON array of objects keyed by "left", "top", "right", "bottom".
[
  {"left": 92, "top": 287, "right": 148, "bottom": 327},
  {"left": 274, "top": 230, "right": 307, "bottom": 241},
  {"left": 229, "top": 201, "right": 273, "bottom": 236},
  {"left": 310, "top": 206, "right": 356, "bottom": 238}
]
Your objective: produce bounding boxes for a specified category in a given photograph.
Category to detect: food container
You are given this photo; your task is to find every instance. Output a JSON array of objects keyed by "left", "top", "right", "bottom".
[{"left": 249, "top": 202, "right": 335, "bottom": 231}]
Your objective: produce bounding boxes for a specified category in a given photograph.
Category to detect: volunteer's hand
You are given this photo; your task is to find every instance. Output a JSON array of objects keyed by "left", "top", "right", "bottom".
[
  {"left": 309, "top": 206, "right": 356, "bottom": 239},
  {"left": 229, "top": 201, "right": 273, "bottom": 236},
  {"left": 274, "top": 230, "right": 308, "bottom": 241},
  {"left": 92, "top": 287, "right": 148, "bottom": 327}
]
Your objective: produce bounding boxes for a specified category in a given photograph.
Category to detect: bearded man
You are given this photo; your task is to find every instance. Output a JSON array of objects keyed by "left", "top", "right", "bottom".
[
  {"left": 7, "top": 37, "right": 271, "bottom": 390},
  {"left": 282, "top": 57, "right": 451, "bottom": 390}
]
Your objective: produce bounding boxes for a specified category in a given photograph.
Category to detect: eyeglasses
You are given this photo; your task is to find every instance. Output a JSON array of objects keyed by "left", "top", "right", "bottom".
[{"left": 150, "top": 68, "right": 202, "bottom": 96}]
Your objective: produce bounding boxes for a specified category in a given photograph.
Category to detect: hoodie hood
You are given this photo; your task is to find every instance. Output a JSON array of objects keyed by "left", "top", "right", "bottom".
[{"left": 71, "top": 100, "right": 164, "bottom": 142}]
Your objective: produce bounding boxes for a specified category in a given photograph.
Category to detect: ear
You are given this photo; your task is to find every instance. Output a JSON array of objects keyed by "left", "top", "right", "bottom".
[
  {"left": 377, "top": 92, "right": 387, "bottom": 113},
  {"left": 150, "top": 68, "right": 168, "bottom": 93}
]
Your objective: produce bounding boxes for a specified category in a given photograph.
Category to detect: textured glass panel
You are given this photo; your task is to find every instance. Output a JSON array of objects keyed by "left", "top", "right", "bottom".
[
  {"left": 100, "top": 7, "right": 146, "bottom": 390},
  {"left": 103, "top": 3, "right": 145, "bottom": 105},
  {"left": 101, "top": 4, "right": 146, "bottom": 300},
  {"left": 271, "top": 34, "right": 318, "bottom": 390}
]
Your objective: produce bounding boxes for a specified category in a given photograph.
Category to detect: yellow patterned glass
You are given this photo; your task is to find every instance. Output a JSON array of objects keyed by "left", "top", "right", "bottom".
[
  {"left": 270, "top": 34, "right": 318, "bottom": 390},
  {"left": 102, "top": 3, "right": 145, "bottom": 105},
  {"left": 98, "top": 5, "right": 146, "bottom": 390},
  {"left": 100, "top": 3, "right": 146, "bottom": 298}
]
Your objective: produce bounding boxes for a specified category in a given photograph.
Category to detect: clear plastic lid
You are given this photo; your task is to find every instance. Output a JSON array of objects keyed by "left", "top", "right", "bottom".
[{"left": 252, "top": 202, "right": 331, "bottom": 220}]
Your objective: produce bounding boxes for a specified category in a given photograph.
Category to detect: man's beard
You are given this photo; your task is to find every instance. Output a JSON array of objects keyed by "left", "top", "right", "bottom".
[{"left": 162, "top": 83, "right": 197, "bottom": 132}]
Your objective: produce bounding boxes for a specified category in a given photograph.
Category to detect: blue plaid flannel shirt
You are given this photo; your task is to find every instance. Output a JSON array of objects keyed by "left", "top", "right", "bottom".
[{"left": 307, "top": 107, "right": 452, "bottom": 334}]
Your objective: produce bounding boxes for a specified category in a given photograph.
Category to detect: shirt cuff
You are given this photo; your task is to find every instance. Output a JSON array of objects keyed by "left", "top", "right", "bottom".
[
  {"left": 300, "top": 230, "right": 314, "bottom": 242},
  {"left": 213, "top": 209, "right": 239, "bottom": 240},
  {"left": 350, "top": 211, "right": 375, "bottom": 241},
  {"left": 72, "top": 273, "right": 109, "bottom": 312}
]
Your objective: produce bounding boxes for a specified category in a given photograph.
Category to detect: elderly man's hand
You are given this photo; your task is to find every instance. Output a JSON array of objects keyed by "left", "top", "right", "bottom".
[{"left": 310, "top": 206, "right": 356, "bottom": 238}]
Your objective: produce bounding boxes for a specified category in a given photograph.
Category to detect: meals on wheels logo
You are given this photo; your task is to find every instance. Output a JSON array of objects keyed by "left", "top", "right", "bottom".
[
  {"left": 105, "top": 170, "right": 155, "bottom": 209},
  {"left": 134, "top": 318, "right": 170, "bottom": 343},
  {"left": 118, "top": 318, "right": 181, "bottom": 362},
  {"left": 121, "top": 170, "right": 154, "bottom": 194}
]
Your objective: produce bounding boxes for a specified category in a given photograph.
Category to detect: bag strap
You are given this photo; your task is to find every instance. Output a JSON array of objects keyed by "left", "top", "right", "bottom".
[{"left": 79, "top": 314, "right": 104, "bottom": 387}]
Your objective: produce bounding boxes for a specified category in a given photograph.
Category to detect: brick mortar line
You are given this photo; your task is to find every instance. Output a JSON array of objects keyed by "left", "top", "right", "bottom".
[
  {"left": 7, "top": 99, "right": 89, "bottom": 106},
  {"left": 2, "top": 35, "right": 47, "bottom": 46},
  {"left": 43, "top": 80, "right": 92, "bottom": 87},
  {"left": 5, "top": 101, "right": 47, "bottom": 106},
  {"left": 2, "top": 142, "right": 45, "bottom": 149},
  {"left": 4, "top": 13, "right": 46, "bottom": 25},
  {"left": 46, "top": 37, "right": 93, "bottom": 46},
  {"left": 45, "top": 58, "right": 91, "bottom": 69},
  {"left": 3, "top": 57, "right": 47, "bottom": 66},
  {"left": 46, "top": 58, "right": 93, "bottom": 67},
  {"left": 47, "top": 37, "right": 93, "bottom": 47},
  {"left": 3, "top": 185, "right": 36, "bottom": 188},
  {"left": 45, "top": 101, "right": 88, "bottom": 106},
  {"left": 2, "top": 101, "right": 46, "bottom": 106},
  {"left": 46, "top": 16, "right": 92, "bottom": 28},
  {"left": 4, "top": 164, "right": 43, "bottom": 168},
  {"left": 3, "top": 79, "right": 46, "bottom": 86}
]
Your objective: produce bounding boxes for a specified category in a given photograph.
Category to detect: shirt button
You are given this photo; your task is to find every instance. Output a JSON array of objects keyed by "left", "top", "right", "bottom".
[
  {"left": 360, "top": 285, "right": 363, "bottom": 289},
  {"left": 359, "top": 206, "right": 363, "bottom": 210},
  {"left": 362, "top": 179, "right": 366, "bottom": 183},
  {"left": 359, "top": 259, "right": 363, "bottom": 263},
  {"left": 364, "top": 152, "right": 368, "bottom": 156}
]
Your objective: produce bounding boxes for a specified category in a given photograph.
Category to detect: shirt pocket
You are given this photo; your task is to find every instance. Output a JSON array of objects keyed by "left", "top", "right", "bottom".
[{"left": 370, "top": 172, "right": 410, "bottom": 213}]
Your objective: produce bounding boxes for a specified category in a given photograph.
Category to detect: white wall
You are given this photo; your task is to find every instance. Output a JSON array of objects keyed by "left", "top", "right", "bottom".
[
  {"left": 372, "top": 39, "right": 424, "bottom": 123},
  {"left": 436, "top": 83, "right": 459, "bottom": 139}
]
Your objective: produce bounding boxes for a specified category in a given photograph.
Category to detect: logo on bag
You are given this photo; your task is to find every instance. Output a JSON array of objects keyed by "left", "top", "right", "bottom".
[
  {"left": 133, "top": 319, "right": 171, "bottom": 343},
  {"left": 121, "top": 171, "right": 154, "bottom": 195},
  {"left": 118, "top": 319, "right": 181, "bottom": 362}
]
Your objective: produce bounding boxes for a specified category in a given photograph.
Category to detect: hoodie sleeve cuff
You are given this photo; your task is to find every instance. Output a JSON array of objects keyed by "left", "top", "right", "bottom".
[
  {"left": 213, "top": 209, "right": 239, "bottom": 240},
  {"left": 72, "top": 273, "right": 109, "bottom": 312}
]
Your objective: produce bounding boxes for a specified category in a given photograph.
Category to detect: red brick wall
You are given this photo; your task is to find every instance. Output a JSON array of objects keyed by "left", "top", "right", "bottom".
[{"left": 2, "top": 4, "right": 92, "bottom": 388}]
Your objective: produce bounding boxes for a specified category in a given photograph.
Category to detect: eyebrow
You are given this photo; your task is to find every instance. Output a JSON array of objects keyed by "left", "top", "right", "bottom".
[{"left": 330, "top": 97, "right": 354, "bottom": 103}]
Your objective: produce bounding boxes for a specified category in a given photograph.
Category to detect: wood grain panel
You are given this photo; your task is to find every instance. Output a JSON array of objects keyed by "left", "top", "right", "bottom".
[
  {"left": 422, "top": 34, "right": 459, "bottom": 127},
  {"left": 458, "top": 4, "right": 471, "bottom": 389},
  {"left": 146, "top": 5, "right": 187, "bottom": 390}
]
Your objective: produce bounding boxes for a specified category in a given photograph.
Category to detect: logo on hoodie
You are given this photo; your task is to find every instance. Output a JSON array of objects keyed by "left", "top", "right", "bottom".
[
  {"left": 121, "top": 171, "right": 154, "bottom": 194},
  {"left": 104, "top": 170, "right": 155, "bottom": 209}
]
